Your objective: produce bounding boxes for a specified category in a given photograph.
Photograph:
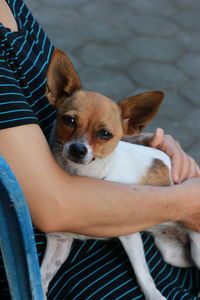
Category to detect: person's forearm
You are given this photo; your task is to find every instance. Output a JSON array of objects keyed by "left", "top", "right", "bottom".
[
  {"left": 1, "top": 124, "right": 199, "bottom": 237},
  {"left": 52, "top": 176, "right": 178, "bottom": 237},
  {"left": 34, "top": 167, "right": 193, "bottom": 237}
]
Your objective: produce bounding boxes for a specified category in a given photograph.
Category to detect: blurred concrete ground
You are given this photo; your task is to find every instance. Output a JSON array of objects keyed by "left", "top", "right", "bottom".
[{"left": 25, "top": 0, "right": 200, "bottom": 163}]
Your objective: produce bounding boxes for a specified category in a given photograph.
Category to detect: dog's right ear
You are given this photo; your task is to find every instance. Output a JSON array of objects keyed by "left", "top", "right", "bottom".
[
  {"left": 118, "top": 91, "right": 164, "bottom": 135},
  {"left": 46, "top": 48, "right": 81, "bottom": 108}
]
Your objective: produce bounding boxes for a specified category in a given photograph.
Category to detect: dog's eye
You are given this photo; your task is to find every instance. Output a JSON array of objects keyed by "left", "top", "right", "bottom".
[
  {"left": 96, "top": 129, "right": 113, "bottom": 140},
  {"left": 62, "top": 115, "right": 76, "bottom": 127}
]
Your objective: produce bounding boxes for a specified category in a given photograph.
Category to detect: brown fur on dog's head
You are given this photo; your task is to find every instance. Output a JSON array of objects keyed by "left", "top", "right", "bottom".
[
  {"left": 46, "top": 49, "right": 164, "bottom": 160},
  {"left": 46, "top": 48, "right": 81, "bottom": 107}
]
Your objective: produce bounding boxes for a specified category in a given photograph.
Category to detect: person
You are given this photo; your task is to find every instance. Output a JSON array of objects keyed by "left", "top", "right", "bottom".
[{"left": 0, "top": 0, "right": 199, "bottom": 299}]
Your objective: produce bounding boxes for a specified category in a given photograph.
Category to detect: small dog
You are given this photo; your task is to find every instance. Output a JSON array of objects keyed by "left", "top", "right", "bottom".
[{"left": 41, "top": 49, "right": 200, "bottom": 299}]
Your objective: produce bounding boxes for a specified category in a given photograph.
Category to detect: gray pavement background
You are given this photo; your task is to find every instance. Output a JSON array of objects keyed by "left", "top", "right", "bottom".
[{"left": 25, "top": 0, "right": 200, "bottom": 163}]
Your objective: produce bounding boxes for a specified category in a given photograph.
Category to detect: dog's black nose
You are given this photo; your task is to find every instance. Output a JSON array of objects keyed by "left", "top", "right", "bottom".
[{"left": 69, "top": 143, "right": 87, "bottom": 159}]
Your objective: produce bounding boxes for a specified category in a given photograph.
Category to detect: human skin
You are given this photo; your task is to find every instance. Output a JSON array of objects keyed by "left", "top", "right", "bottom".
[
  {"left": 0, "top": 0, "right": 200, "bottom": 236},
  {"left": 123, "top": 128, "right": 200, "bottom": 184},
  {"left": 0, "top": 124, "right": 200, "bottom": 236}
]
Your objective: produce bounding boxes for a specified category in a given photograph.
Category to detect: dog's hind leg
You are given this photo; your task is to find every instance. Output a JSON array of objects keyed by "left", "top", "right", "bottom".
[
  {"left": 41, "top": 233, "right": 73, "bottom": 297},
  {"left": 119, "top": 234, "right": 166, "bottom": 300},
  {"left": 188, "top": 230, "right": 200, "bottom": 269},
  {"left": 148, "top": 222, "right": 194, "bottom": 268}
]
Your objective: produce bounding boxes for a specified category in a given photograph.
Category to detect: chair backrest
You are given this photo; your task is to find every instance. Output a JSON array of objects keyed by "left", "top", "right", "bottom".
[{"left": 0, "top": 155, "right": 44, "bottom": 300}]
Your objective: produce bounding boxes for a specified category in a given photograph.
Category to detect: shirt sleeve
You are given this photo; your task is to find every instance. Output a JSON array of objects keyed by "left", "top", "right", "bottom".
[{"left": 0, "top": 56, "right": 39, "bottom": 130}]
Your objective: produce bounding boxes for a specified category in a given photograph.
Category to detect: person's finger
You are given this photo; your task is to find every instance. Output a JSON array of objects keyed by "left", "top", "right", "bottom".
[
  {"left": 177, "top": 153, "right": 191, "bottom": 183},
  {"left": 170, "top": 146, "right": 184, "bottom": 183},
  {"left": 188, "top": 159, "right": 198, "bottom": 180},
  {"left": 185, "top": 157, "right": 200, "bottom": 180},
  {"left": 176, "top": 155, "right": 200, "bottom": 183},
  {"left": 149, "top": 128, "right": 164, "bottom": 148},
  {"left": 197, "top": 164, "right": 200, "bottom": 176}
]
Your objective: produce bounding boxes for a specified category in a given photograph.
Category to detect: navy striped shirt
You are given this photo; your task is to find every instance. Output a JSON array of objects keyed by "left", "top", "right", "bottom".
[
  {"left": 0, "top": 0, "right": 55, "bottom": 138},
  {"left": 0, "top": 1, "right": 199, "bottom": 299}
]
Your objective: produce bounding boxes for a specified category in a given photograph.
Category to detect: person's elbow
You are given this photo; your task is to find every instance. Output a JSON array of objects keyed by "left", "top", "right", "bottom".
[{"left": 29, "top": 194, "right": 71, "bottom": 233}]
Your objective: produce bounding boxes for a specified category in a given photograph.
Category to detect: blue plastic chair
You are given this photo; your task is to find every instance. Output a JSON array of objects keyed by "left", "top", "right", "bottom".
[{"left": 0, "top": 155, "right": 44, "bottom": 300}]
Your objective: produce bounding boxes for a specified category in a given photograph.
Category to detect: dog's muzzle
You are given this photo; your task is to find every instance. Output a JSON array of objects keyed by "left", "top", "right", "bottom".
[
  {"left": 63, "top": 142, "right": 93, "bottom": 164},
  {"left": 69, "top": 143, "right": 87, "bottom": 160}
]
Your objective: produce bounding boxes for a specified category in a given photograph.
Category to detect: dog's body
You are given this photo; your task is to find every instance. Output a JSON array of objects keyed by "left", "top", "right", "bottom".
[{"left": 41, "top": 49, "right": 200, "bottom": 299}]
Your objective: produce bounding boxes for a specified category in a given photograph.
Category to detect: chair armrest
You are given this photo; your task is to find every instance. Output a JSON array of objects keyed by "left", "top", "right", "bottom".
[{"left": 0, "top": 155, "right": 44, "bottom": 300}]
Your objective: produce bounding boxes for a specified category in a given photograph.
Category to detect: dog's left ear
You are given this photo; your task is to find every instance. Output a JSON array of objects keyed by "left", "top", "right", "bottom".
[
  {"left": 118, "top": 91, "right": 164, "bottom": 135},
  {"left": 46, "top": 48, "right": 81, "bottom": 108}
]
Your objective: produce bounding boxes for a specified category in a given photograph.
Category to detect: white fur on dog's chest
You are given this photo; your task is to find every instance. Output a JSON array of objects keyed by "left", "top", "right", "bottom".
[{"left": 64, "top": 141, "right": 171, "bottom": 184}]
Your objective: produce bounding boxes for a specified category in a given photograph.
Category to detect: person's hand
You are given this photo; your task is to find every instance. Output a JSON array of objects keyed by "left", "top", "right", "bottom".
[
  {"left": 177, "top": 177, "right": 200, "bottom": 232},
  {"left": 123, "top": 131, "right": 200, "bottom": 232},
  {"left": 149, "top": 128, "right": 200, "bottom": 184},
  {"left": 142, "top": 130, "right": 200, "bottom": 232},
  {"left": 180, "top": 213, "right": 200, "bottom": 232},
  {"left": 123, "top": 128, "right": 200, "bottom": 184}
]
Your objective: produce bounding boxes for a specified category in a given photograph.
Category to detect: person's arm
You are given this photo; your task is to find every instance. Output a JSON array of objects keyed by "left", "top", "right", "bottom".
[
  {"left": 123, "top": 128, "right": 200, "bottom": 233},
  {"left": 0, "top": 124, "right": 200, "bottom": 237},
  {"left": 122, "top": 128, "right": 200, "bottom": 184}
]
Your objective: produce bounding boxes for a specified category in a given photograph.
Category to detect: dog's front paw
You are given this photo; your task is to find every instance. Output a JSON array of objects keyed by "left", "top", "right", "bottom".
[
  {"left": 145, "top": 289, "right": 166, "bottom": 300},
  {"left": 42, "top": 283, "right": 48, "bottom": 300},
  {"left": 41, "top": 272, "right": 53, "bottom": 299},
  {"left": 43, "top": 291, "right": 47, "bottom": 300}
]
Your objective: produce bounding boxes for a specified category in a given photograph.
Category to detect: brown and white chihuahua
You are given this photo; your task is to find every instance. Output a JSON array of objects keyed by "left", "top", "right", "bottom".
[{"left": 41, "top": 49, "right": 200, "bottom": 299}]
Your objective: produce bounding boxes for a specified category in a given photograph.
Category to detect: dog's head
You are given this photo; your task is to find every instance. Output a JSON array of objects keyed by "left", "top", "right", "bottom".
[{"left": 46, "top": 49, "right": 164, "bottom": 165}]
